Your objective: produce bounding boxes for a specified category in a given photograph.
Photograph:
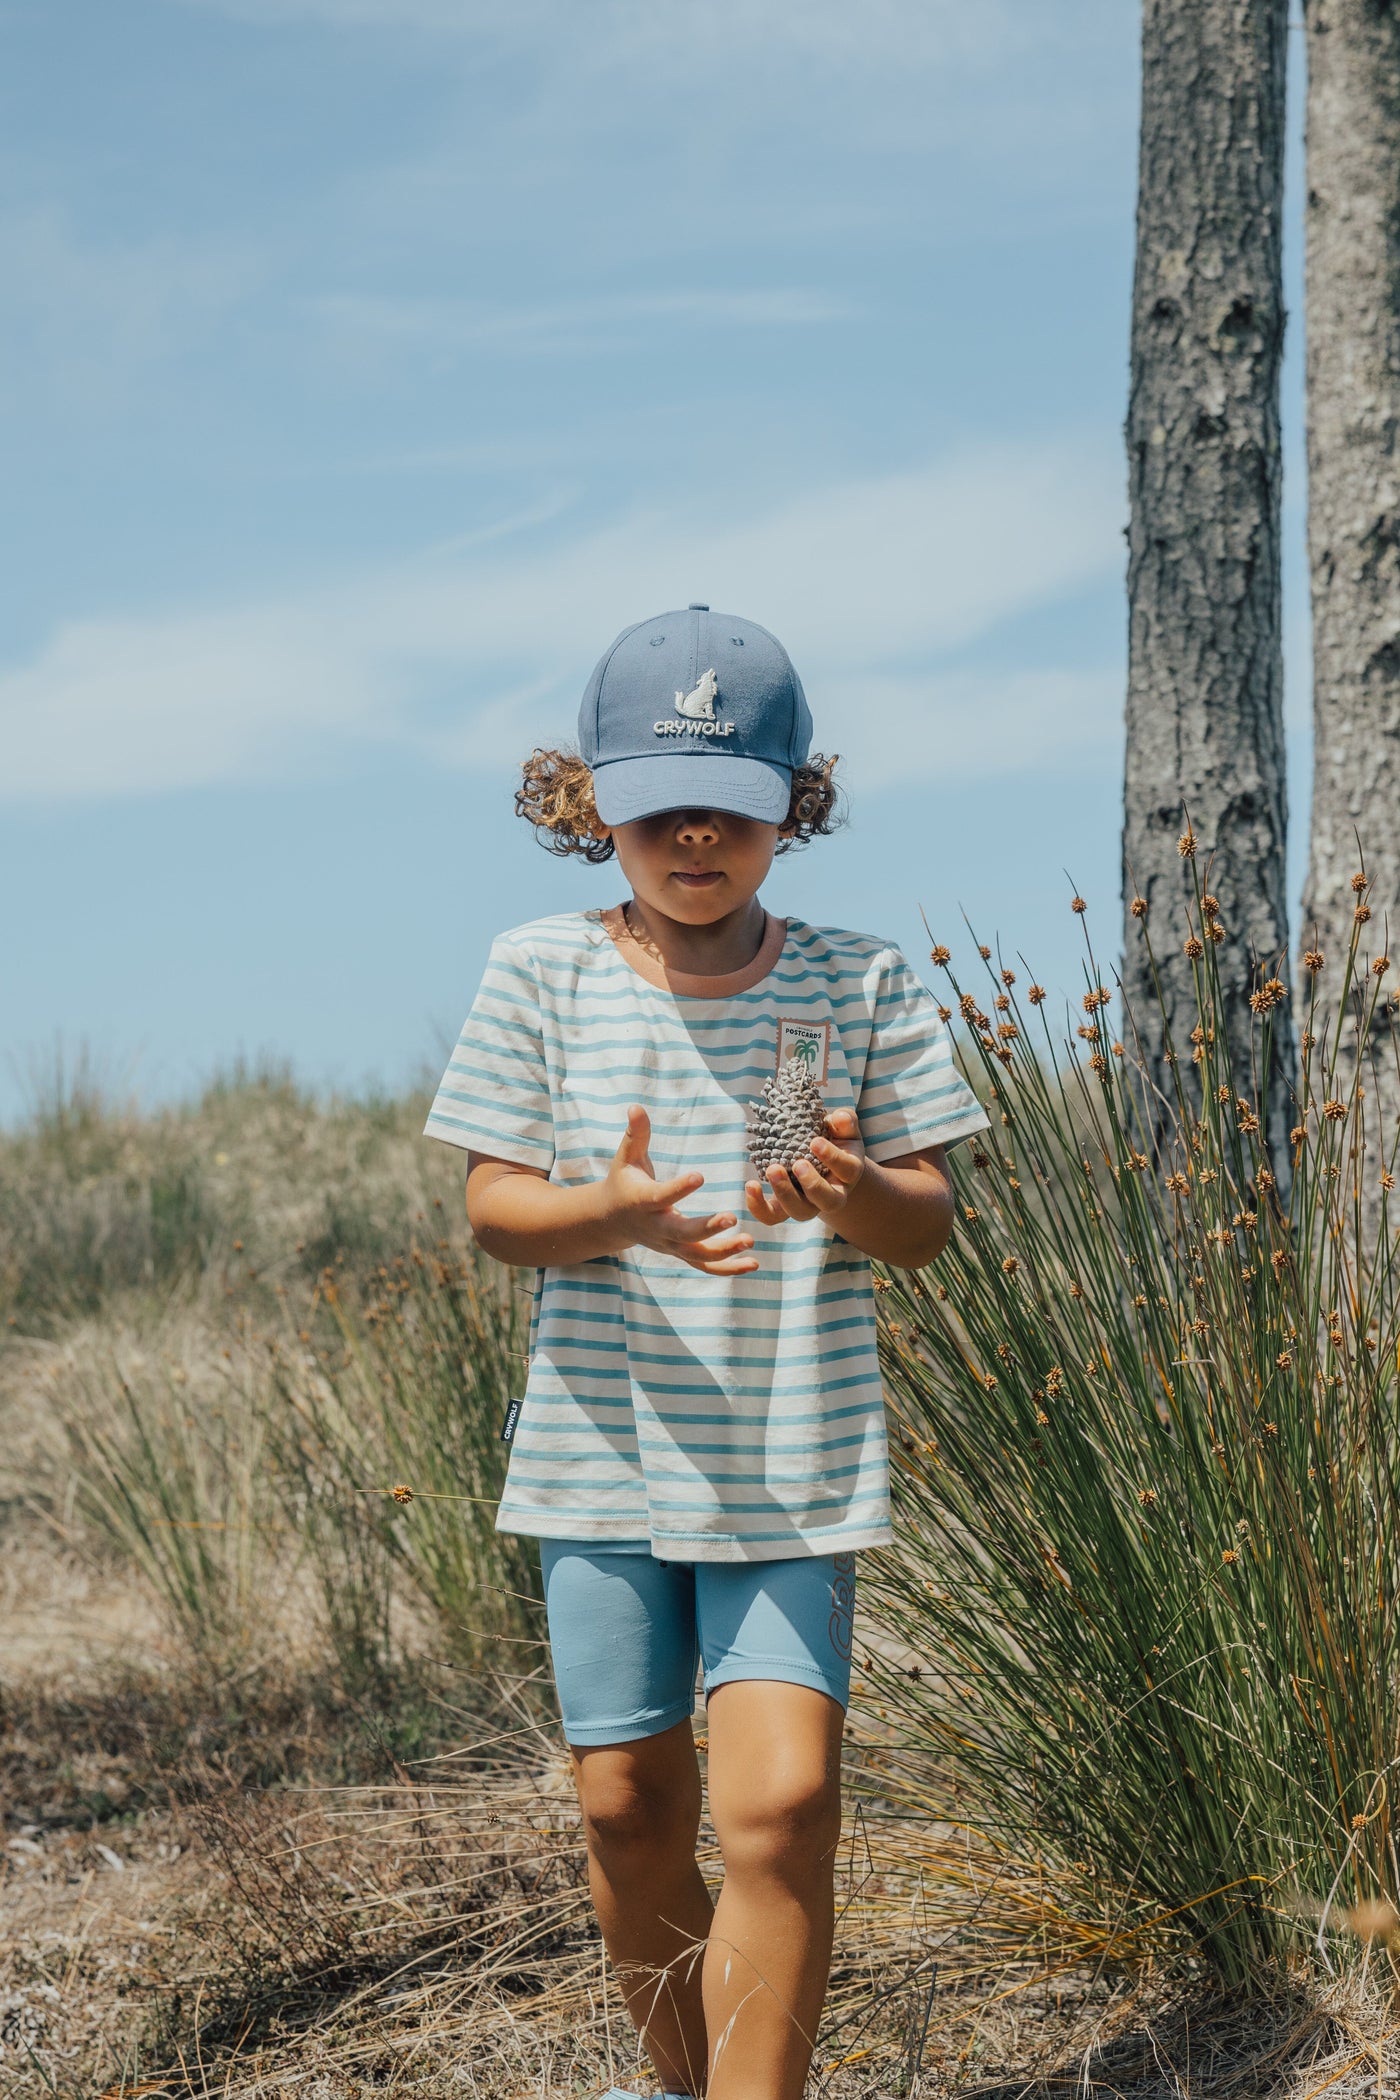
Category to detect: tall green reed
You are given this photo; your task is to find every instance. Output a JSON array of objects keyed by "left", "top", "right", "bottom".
[
  {"left": 58, "top": 1354, "right": 284, "bottom": 1664},
  {"left": 866, "top": 854, "right": 1400, "bottom": 1984},
  {"left": 265, "top": 1237, "right": 542, "bottom": 1680},
  {"left": 48, "top": 1197, "right": 539, "bottom": 1686}
]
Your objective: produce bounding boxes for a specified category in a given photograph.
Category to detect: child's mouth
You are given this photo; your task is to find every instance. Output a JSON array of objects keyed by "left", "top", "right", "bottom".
[{"left": 673, "top": 870, "right": 723, "bottom": 888}]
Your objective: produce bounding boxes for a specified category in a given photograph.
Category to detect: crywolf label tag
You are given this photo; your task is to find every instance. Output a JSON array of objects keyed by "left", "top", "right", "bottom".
[
  {"left": 775, "top": 1018, "right": 831, "bottom": 1084},
  {"left": 500, "top": 1397, "right": 522, "bottom": 1445}
]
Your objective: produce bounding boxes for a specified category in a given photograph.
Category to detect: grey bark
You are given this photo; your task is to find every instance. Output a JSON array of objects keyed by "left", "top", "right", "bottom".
[
  {"left": 1302, "top": 0, "right": 1400, "bottom": 1215},
  {"left": 1123, "top": 0, "right": 1296, "bottom": 1167}
]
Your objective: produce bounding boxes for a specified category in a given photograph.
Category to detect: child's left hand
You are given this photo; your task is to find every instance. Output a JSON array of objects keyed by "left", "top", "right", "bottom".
[{"left": 744, "top": 1108, "right": 866, "bottom": 1226}]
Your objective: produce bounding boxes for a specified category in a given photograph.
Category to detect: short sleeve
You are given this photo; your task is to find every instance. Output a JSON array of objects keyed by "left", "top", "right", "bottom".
[
  {"left": 859, "top": 948, "right": 990, "bottom": 1162},
  {"left": 423, "top": 937, "right": 554, "bottom": 1170}
]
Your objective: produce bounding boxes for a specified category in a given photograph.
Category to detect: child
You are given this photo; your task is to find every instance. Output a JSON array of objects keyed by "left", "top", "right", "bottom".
[{"left": 425, "top": 606, "right": 987, "bottom": 2100}]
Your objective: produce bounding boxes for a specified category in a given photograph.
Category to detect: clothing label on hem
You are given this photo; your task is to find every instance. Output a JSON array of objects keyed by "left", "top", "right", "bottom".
[{"left": 776, "top": 1017, "right": 831, "bottom": 1084}]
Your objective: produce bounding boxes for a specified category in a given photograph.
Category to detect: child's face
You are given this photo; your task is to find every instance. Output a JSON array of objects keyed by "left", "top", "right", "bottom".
[{"left": 608, "top": 807, "right": 780, "bottom": 925}]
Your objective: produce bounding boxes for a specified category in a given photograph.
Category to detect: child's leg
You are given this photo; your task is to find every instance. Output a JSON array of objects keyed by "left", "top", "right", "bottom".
[
  {"left": 702, "top": 1680, "right": 845, "bottom": 2100},
  {"left": 573, "top": 1721, "right": 714, "bottom": 2095},
  {"left": 541, "top": 1541, "right": 712, "bottom": 2093}
]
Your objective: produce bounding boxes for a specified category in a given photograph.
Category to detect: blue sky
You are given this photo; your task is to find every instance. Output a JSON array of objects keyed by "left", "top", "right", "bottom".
[{"left": 0, "top": 1, "right": 1310, "bottom": 1119}]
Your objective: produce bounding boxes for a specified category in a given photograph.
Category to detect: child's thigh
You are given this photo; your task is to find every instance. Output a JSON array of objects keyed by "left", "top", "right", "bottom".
[
  {"left": 693, "top": 1552, "right": 856, "bottom": 1711},
  {"left": 704, "top": 1678, "right": 845, "bottom": 1862},
  {"left": 540, "top": 1541, "right": 700, "bottom": 1747}
]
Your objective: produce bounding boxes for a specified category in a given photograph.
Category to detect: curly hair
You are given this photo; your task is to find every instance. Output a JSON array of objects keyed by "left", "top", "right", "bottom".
[{"left": 515, "top": 748, "right": 842, "bottom": 862}]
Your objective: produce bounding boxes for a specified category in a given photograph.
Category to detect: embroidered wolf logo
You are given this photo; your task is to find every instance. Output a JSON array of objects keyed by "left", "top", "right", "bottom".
[{"left": 674, "top": 668, "right": 719, "bottom": 721}]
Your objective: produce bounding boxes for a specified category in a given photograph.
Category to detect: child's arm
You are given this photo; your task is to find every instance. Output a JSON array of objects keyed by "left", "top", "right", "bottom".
[
  {"left": 467, "top": 1104, "right": 760, "bottom": 1275},
  {"left": 743, "top": 1110, "right": 954, "bottom": 1270}
]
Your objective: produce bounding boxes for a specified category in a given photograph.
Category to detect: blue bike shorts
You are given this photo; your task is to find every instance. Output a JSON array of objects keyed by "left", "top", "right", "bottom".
[{"left": 539, "top": 1540, "right": 857, "bottom": 1747}]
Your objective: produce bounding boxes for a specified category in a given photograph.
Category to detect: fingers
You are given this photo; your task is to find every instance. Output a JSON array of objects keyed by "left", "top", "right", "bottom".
[
  {"left": 763, "top": 1164, "right": 820, "bottom": 1221},
  {"left": 688, "top": 1249, "right": 762, "bottom": 1275},
  {"left": 745, "top": 1180, "right": 787, "bottom": 1226},
  {"left": 824, "top": 1108, "right": 860, "bottom": 1141},
  {"left": 661, "top": 1208, "right": 739, "bottom": 1245},
  {"left": 788, "top": 1157, "right": 847, "bottom": 1214},
  {"left": 649, "top": 1168, "right": 707, "bottom": 1208},
  {"left": 671, "top": 1221, "right": 760, "bottom": 1274},
  {"left": 614, "top": 1104, "right": 653, "bottom": 1167},
  {"left": 809, "top": 1136, "right": 864, "bottom": 1188}
]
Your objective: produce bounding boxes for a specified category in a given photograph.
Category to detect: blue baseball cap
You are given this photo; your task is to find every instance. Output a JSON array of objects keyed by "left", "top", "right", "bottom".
[{"left": 578, "top": 604, "right": 813, "bottom": 826}]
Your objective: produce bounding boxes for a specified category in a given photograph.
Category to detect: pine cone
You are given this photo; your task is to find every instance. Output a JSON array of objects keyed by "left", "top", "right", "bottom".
[{"left": 746, "top": 1055, "right": 828, "bottom": 1174}]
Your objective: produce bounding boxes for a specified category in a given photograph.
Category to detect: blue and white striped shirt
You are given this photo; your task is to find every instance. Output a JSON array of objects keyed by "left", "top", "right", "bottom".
[{"left": 425, "top": 908, "right": 988, "bottom": 1561}]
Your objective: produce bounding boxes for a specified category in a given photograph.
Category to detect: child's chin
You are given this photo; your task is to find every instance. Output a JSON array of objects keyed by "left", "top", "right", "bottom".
[{"left": 667, "top": 883, "right": 730, "bottom": 916}]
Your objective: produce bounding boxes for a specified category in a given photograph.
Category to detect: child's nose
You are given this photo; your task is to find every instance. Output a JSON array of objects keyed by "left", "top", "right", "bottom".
[{"left": 674, "top": 809, "right": 720, "bottom": 844}]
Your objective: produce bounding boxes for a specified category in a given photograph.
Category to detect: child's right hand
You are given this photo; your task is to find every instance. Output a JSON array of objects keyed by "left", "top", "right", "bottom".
[{"left": 603, "top": 1106, "right": 759, "bottom": 1276}]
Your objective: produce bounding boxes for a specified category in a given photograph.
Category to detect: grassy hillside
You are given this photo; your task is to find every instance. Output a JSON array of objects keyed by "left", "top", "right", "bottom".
[{"left": 2, "top": 1039, "right": 1396, "bottom": 2097}]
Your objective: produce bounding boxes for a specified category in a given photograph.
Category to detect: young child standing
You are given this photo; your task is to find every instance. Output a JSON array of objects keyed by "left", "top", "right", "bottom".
[{"left": 425, "top": 606, "right": 987, "bottom": 2100}]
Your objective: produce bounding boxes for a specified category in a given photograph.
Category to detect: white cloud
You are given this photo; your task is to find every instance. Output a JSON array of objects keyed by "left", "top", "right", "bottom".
[
  {"left": 172, "top": 0, "right": 1132, "bottom": 170},
  {"left": 0, "top": 208, "right": 259, "bottom": 398},
  {"left": 0, "top": 433, "right": 1124, "bottom": 802},
  {"left": 833, "top": 667, "right": 1122, "bottom": 792},
  {"left": 307, "top": 287, "right": 853, "bottom": 360},
  {"left": 176, "top": 0, "right": 1105, "bottom": 69}
]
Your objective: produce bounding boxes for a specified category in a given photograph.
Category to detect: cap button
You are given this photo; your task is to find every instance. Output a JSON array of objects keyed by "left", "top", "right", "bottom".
[{"left": 688, "top": 602, "right": 708, "bottom": 611}]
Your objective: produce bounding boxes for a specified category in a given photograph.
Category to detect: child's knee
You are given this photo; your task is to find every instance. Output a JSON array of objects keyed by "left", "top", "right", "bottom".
[
  {"left": 712, "top": 1767, "right": 841, "bottom": 1882},
  {"left": 576, "top": 1743, "right": 701, "bottom": 1869}
]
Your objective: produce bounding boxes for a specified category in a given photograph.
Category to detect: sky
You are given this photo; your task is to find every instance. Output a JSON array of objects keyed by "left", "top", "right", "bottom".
[{"left": 0, "top": 1, "right": 1311, "bottom": 1121}]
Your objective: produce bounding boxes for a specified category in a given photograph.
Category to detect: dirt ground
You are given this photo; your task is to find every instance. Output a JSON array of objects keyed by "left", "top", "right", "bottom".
[
  {"left": 3, "top": 1089, "right": 1397, "bottom": 2099},
  {"left": 2, "top": 1537, "right": 1396, "bottom": 2100}
]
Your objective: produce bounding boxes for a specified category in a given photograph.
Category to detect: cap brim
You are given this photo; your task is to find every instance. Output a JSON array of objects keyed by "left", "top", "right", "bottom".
[{"left": 591, "top": 752, "right": 791, "bottom": 826}]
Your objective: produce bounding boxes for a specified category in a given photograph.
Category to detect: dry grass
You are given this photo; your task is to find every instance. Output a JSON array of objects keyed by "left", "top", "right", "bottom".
[
  {"left": 6, "top": 1680, "right": 1397, "bottom": 2100},
  {"left": 4, "top": 1068, "right": 1400, "bottom": 2097}
]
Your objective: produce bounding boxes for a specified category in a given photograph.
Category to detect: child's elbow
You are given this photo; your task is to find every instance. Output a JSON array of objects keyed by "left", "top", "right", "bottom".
[{"left": 893, "top": 1209, "right": 954, "bottom": 1272}]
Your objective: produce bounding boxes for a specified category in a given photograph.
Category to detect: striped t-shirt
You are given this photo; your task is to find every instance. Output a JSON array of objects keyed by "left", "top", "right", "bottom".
[{"left": 424, "top": 907, "right": 988, "bottom": 1562}]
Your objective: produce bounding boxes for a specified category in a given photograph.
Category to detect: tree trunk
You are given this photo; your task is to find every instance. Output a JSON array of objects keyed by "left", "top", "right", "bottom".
[
  {"left": 1302, "top": 0, "right": 1400, "bottom": 1223},
  {"left": 1123, "top": 0, "right": 1295, "bottom": 1168}
]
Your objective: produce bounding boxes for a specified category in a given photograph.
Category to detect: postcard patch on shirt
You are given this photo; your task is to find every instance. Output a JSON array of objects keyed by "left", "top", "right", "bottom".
[{"left": 775, "top": 1017, "right": 831, "bottom": 1085}]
